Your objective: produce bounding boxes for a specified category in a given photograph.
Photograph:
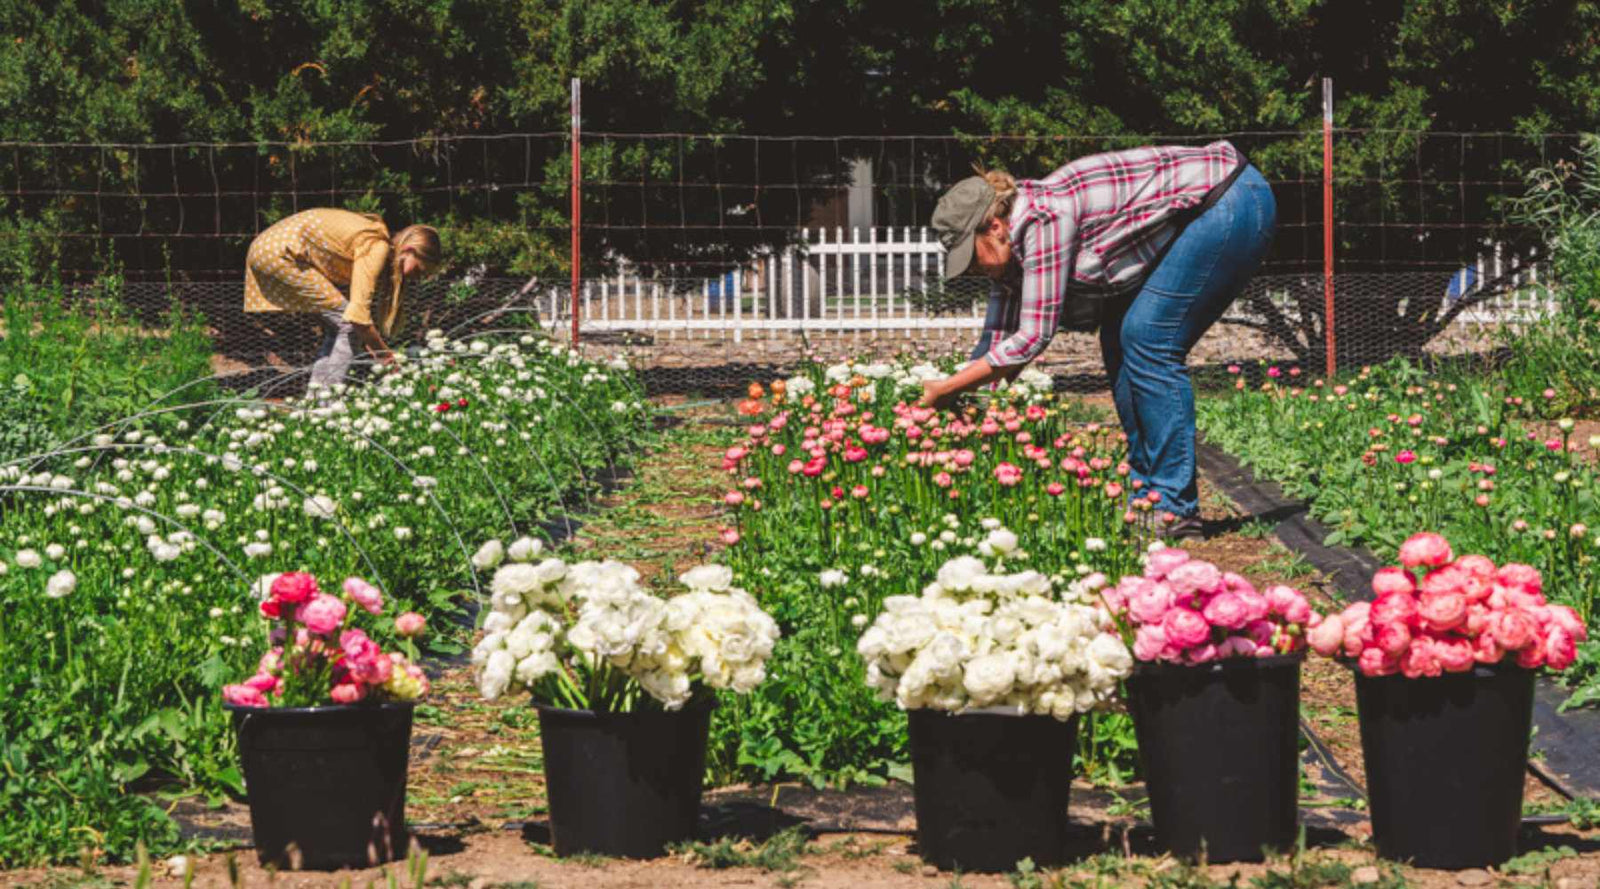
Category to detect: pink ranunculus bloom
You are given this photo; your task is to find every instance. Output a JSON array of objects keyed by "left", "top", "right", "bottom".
[
  {"left": 1341, "top": 601, "right": 1374, "bottom": 658},
  {"left": 396, "top": 612, "right": 427, "bottom": 638},
  {"left": 1373, "top": 620, "right": 1412, "bottom": 657},
  {"left": 243, "top": 671, "right": 280, "bottom": 694},
  {"left": 1046, "top": 482, "right": 1065, "bottom": 496},
  {"left": 297, "top": 594, "right": 348, "bottom": 635},
  {"left": 1144, "top": 547, "right": 1191, "bottom": 580},
  {"left": 1495, "top": 563, "right": 1543, "bottom": 597},
  {"left": 223, "top": 684, "right": 269, "bottom": 708},
  {"left": 720, "top": 528, "right": 741, "bottom": 545},
  {"left": 271, "top": 571, "right": 319, "bottom": 605},
  {"left": 1263, "top": 585, "right": 1311, "bottom": 625},
  {"left": 1395, "top": 450, "right": 1417, "bottom": 464},
  {"left": 1400, "top": 637, "right": 1443, "bottom": 679},
  {"left": 771, "top": 443, "right": 786, "bottom": 456},
  {"left": 1419, "top": 565, "right": 1467, "bottom": 598},
  {"left": 1370, "top": 592, "right": 1419, "bottom": 628},
  {"left": 259, "top": 647, "right": 284, "bottom": 674},
  {"left": 1474, "top": 633, "right": 1504, "bottom": 664},
  {"left": 1417, "top": 592, "right": 1467, "bottom": 632},
  {"left": 1133, "top": 624, "right": 1172, "bottom": 662},
  {"left": 1104, "top": 482, "right": 1123, "bottom": 499},
  {"left": 353, "top": 652, "right": 394, "bottom": 685},
  {"left": 330, "top": 681, "right": 367, "bottom": 705},
  {"left": 1371, "top": 566, "right": 1416, "bottom": 598},
  {"left": 1201, "top": 591, "right": 1251, "bottom": 630},
  {"left": 1546, "top": 605, "right": 1586, "bottom": 640},
  {"left": 1307, "top": 613, "right": 1345, "bottom": 656},
  {"left": 1217, "top": 636, "right": 1258, "bottom": 659},
  {"left": 1167, "top": 561, "right": 1224, "bottom": 598},
  {"left": 1185, "top": 642, "right": 1221, "bottom": 665},
  {"left": 1435, "top": 637, "right": 1475, "bottom": 673},
  {"left": 993, "top": 462, "right": 1024, "bottom": 486},
  {"left": 843, "top": 446, "right": 868, "bottom": 463},
  {"left": 1357, "top": 646, "right": 1400, "bottom": 677},
  {"left": 1222, "top": 572, "right": 1257, "bottom": 596},
  {"left": 724, "top": 491, "right": 746, "bottom": 507},
  {"left": 343, "top": 577, "right": 384, "bottom": 615},
  {"left": 1236, "top": 589, "right": 1271, "bottom": 623},
  {"left": 1464, "top": 603, "right": 1492, "bottom": 636},
  {"left": 932, "top": 472, "right": 953, "bottom": 488},
  {"left": 1128, "top": 582, "right": 1175, "bottom": 625},
  {"left": 1516, "top": 642, "right": 1548, "bottom": 670},
  {"left": 1491, "top": 608, "right": 1538, "bottom": 651},
  {"left": 1545, "top": 627, "right": 1579, "bottom": 671},
  {"left": 1397, "top": 532, "right": 1453, "bottom": 569},
  {"left": 340, "top": 628, "right": 381, "bottom": 662},
  {"left": 1161, "top": 607, "right": 1211, "bottom": 649}
]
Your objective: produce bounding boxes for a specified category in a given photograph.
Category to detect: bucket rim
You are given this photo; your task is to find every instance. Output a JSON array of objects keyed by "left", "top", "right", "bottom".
[
  {"left": 1131, "top": 651, "right": 1306, "bottom": 676},
  {"left": 224, "top": 701, "right": 418, "bottom": 716},
  {"left": 1346, "top": 661, "right": 1535, "bottom": 682},
  {"left": 533, "top": 698, "right": 718, "bottom": 720},
  {"left": 906, "top": 707, "right": 1079, "bottom": 723}
]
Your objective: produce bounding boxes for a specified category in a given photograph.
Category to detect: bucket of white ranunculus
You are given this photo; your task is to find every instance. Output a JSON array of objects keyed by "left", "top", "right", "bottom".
[
  {"left": 857, "top": 551, "right": 1133, "bottom": 873},
  {"left": 1097, "top": 546, "right": 1318, "bottom": 863},
  {"left": 1308, "top": 532, "right": 1588, "bottom": 870},
  {"left": 473, "top": 549, "right": 780, "bottom": 859},
  {"left": 222, "top": 572, "right": 431, "bottom": 870}
]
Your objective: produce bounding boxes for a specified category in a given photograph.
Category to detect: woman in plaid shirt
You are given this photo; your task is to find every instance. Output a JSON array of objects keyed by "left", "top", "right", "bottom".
[{"left": 924, "top": 141, "right": 1276, "bottom": 539}]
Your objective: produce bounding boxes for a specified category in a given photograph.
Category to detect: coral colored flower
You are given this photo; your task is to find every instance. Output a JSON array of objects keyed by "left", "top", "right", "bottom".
[
  {"left": 1397, "top": 532, "right": 1452, "bottom": 569},
  {"left": 330, "top": 681, "right": 367, "bottom": 705},
  {"left": 223, "top": 684, "right": 269, "bottom": 708},
  {"left": 720, "top": 528, "right": 741, "bottom": 545},
  {"left": 1161, "top": 608, "right": 1211, "bottom": 649},
  {"left": 851, "top": 485, "right": 869, "bottom": 499},
  {"left": 1417, "top": 592, "right": 1467, "bottom": 631},
  {"left": 396, "top": 612, "right": 427, "bottom": 637},
  {"left": 1104, "top": 482, "right": 1123, "bottom": 499},
  {"left": 1202, "top": 592, "right": 1251, "bottom": 630},
  {"left": 343, "top": 577, "right": 384, "bottom": 615},
  {"left": 271, "top": 572, "right": 319, "bottom": 605},
  {"left": 1046, "top": 482, "right": 1065, "bottom": 496},
  {"left": 1307, "top": 614, "right": 1344, "bottom": 656},
  {"left": 297, "top": 594, "right": 348, "bottom": 635},
  {"left": 1371, "top": 566, "right": 1415, "bottom": 597}
]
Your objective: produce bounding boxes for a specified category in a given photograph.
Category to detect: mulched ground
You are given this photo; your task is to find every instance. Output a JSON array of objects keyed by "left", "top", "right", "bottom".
[{"left": 12, "top": 398, "right": 1600, "bottom": 889}]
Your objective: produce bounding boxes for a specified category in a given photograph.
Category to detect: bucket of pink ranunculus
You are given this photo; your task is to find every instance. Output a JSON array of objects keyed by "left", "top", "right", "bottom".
[
  {"left": 222, "top": 572, "right": 431, "bottom": 870},
  {"left": 1308, "top": 532, "right": 1588, "bottom": 870},
  {"left": 1095, "top": 548, "right": 1318, "bottom": 863}
]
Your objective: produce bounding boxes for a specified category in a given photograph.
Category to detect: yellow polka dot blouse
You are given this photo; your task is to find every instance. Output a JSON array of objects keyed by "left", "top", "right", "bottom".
[{"left": 243, "top": 208, "right": 393, "bottom": 328}]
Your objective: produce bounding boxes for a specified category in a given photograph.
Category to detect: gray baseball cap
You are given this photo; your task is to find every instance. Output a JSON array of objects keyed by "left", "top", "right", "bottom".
[{"left": 932, "top": 175, "right": 995, "bottom": 279}]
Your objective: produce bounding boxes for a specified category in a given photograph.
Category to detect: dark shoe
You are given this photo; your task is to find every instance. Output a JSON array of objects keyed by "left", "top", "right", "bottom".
[{"left": 1159, "top": 515, "right": 1206, "bottom": 541}]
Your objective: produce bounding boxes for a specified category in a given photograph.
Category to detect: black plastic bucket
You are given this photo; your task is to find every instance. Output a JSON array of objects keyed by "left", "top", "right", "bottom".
[
  {"left": 536, "top": 703, "right": 712, "bottom": 858},
  {"left": 906, "top": 709, "right": 1078, "bottom": 872},
  {"left": 227, "top": 703, "right": 414, "bottom": 870},
  {"left": 1355, "top": 664, "right": 1534, "bottom": 869},
  {"left": 1127, "top": 654, "right": 1302, "bottom": 862}
]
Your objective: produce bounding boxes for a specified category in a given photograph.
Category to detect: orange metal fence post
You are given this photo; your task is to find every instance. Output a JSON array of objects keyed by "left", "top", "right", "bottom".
[
  {"left": 570, "top": 77, "right": 582, "bottom": 346},
  {"left": 1322, "top": 77, "right": 1336, "bottom": 377}
]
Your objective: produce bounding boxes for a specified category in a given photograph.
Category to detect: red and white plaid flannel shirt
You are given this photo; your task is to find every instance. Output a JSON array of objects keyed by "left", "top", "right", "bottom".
[{"left": 983, "top": 140, "right": 1244, "bottom": 367}]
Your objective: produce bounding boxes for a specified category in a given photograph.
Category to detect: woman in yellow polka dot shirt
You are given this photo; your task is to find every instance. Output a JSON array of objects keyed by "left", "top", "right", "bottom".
[{"left": 244, "top": 208, "right": 443, "bottom": 387}]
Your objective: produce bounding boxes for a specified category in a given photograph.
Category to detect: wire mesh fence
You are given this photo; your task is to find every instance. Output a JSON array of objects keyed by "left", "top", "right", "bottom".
[{"left": 0, "top": 128, "right": 1579, "bottom": 394}]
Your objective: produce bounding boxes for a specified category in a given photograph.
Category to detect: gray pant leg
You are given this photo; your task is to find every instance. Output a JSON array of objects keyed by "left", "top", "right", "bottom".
[{"left": 309, "top": 307, "right": 355, "bottom": 388}]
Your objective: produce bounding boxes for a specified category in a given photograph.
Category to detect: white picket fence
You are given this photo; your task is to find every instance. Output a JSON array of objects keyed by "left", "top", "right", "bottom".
[{"left": 549, "top": 228, "right": 1555, "bottom": 341}]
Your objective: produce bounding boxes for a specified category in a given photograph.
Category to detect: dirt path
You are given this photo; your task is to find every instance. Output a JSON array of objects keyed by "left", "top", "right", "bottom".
[{"left": 10, "top": 399, "right": 1600, "bottom": 889}]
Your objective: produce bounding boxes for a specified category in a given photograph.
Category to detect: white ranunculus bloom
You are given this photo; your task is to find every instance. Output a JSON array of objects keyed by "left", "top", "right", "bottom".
[
  {"left": 507, "top": 536, "right": 543, "bottom": 562},
  {"left": 14, "top": 548, "right": 41, "bottom": 568},
  {"left": 472, "top": 539, "right": 506, "bottom": 571},
  {"left": 680, "top": 564, "right": 733, "bottom": 592},
  {"left": 45, "top": 569, "right": 77, "bottom": 598}
]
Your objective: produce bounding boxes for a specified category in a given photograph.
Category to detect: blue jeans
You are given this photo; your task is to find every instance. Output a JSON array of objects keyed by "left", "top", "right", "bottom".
[{"left": 1101, "top": 164, "right": 1276, "bottom": 517}]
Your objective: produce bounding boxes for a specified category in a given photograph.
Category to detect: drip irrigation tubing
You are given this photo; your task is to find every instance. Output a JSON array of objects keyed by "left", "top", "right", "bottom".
[{"left": 1197, "top": 440, "right": 1600, "bottom": 801}]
